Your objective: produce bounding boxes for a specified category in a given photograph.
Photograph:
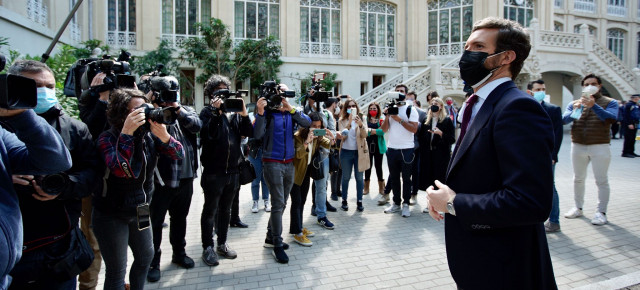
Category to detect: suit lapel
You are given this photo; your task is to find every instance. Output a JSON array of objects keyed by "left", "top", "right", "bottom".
[{"left": 446, "top": 81, "right": 516, "bottom": 180}]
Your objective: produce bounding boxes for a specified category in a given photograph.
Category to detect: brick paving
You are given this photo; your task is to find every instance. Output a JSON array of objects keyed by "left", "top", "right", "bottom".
[{"left": 98, "top": 132, "right": 640, "bottom": 289}]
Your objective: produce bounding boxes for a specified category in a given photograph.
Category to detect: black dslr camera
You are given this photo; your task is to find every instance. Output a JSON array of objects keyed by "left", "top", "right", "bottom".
[
  {"left": 307, "top": 72, "right": 333, "bottom": 103},
  {"left": 138, "top": 65, "right": 180, "bottom": 105},
  {"left": 384, "top": 92, "right": 406, "bottom": 116},
  {"left": 80, "top": 51, "right": 133, "bottom": 93},
  {"left": 16, "top": 173, "right": 70, "bottom": 196},
  {"left": 0, "top": 54, "right": 37, "bottom": 109},
  {"left": 259, "top": 81, "right": 295, "bottom": 111},
  {"left": 211, "top": 89, "right": 248, "bottom": 113},
  {"left": 137, "top": 103, "right": 178, "bottom": 125}
]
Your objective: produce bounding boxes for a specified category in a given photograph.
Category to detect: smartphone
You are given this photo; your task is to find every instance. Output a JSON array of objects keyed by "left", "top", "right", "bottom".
[
  {"left": 313, "top": 129, "right": 326, "bottom": 136},
  {"left": 137, "top": 203, "right": 151, "bottom": 231}
]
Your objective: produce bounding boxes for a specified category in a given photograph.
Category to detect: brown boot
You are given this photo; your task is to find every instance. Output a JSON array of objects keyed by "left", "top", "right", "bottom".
[
  {"left": 378, "top": 180, "right": 385, "bottom": 195},
  {"left": 364, "top": 180, "right": 370, "bottom": 195}
]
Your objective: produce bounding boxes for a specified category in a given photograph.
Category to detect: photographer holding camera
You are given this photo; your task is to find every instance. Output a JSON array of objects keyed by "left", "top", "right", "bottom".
[
  {"left": 0, "top": 61, "right": 72, "bottom": 289},
  {"left": 381, "top": 86, "right": 419, "bottom": 217},
  {"left": 254, "top": 82, "right": 311, "bottom": 264},
  {"left": 199, "top": 75, "right": 252, "bottom": 267},
  {"left": 94, "top": 88, "right": 184, "bottom": 290},
  {"left": 2, "top": 60, "right": 100, "bottom": 290},
  {"left": 143, "top": 75, "right": 202, "bottom": 282}
]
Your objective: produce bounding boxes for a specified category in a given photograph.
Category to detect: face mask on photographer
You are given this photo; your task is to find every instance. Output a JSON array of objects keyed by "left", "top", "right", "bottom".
[
  {"left": 35, "top": 87, "right": 58, "bottom": 114},
  {"left": 459, "top": 50, "right": 506, "bottom": 89}
]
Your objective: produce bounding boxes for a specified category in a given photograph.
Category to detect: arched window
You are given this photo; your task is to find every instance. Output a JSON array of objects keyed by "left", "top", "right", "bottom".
[
  {"left": 573, "top": 24, "right": 595, "bottom": 35},
  {"left": 300, "top": 0, "right": 341, "bottom": 58},
  {"left": 107, "top": 0, "right": 136, "bottom": 48},
  {"left": 607, "top": 28, "right": 625, "bottom": 60},
  {"left": 427, "top": 0, "right": 473, "bottom": 56},
  {"left": 161, "top": 0, "right": 211, "bottom": 47},
  {"left": 234, "top": 0, "right": 280, "bottom": 41},
  {"left": 503, "top": 0, "right": 534, "bottom": 27},
  {"left": 553, "top": 21, "right": 563, "bottom": 32},
  {"left": 359, "top": 1, "right": 396, "bottom": 60}
]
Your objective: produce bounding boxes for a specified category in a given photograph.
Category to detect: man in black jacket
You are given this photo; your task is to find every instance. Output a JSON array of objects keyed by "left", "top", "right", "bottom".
[
  {"left": 199, "top": 75, "right": 253, "bottom": 267},
  {"left": 146, "top": 76, "right": 202, "bottom": 282},
  {"left": 528, "top": 79, "right": 563, "bottom": 233},
  {"left": 5, "top": 60, "right": 100, "bottom": 289}
]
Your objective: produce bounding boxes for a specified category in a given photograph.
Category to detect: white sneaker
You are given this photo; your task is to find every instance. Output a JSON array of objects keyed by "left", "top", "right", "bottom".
[
  {"left": 264, "top": 199, "right": 271, "bottom": 212},
  {"left": 422, "top": 206, "right": 430, "bottom": 213},
  {"left": 377, "top": 194, "right": 390, "bottom": 205},
  {"left": 591, "top": 212, "right": 608, "bottom": 225},
  {"left": 251, "top": 201, "right": 259, "bottom": 213},
  {"left": 564, "top": 207, "right": 583, "bottom": 219},
  {"left": 410, "top": 195, "right": 417, "bottom": 205},
  {"left": 384, "top": 204, "right": 400, "bottom": 214},
  {"left": 401, "top": 204, "right": 410, "bottom": 217}
]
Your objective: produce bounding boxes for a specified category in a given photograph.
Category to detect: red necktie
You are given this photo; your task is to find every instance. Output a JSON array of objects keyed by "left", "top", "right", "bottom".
[{"left": 456, "top": 94, "right": 479, "bottom": 147}]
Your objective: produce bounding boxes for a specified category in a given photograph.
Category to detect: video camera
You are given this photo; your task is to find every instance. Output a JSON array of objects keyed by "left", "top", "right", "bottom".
[
  {"left": 384, "top": 92, "right": 406, "bottom": 116},
  {"left": 259, "top": 81, "right": 295, "bottom": 111},
  {"left": 79, "top": 50, "right": 133, "bottom": 93},
  {"left": 307, "top": 72, "right": 333, "bottom": 103},
  {"left": 211, "top": 89, "right": 248, "bottom": 113},
  {"left": 0, "top": 54, "right": 37, "bottom": 109},
  {"left": 138, "top": 66, "right": 180, "bottom": 105},
  {"left": 137, "top": 103, "right": 178, "bottom": 126}
]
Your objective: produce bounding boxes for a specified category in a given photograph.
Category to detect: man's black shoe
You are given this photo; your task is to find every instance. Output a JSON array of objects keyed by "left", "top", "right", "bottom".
[
  {"left": 263, "top": 238, "right": 289, "bottom": 250},
  {"left": 330, "top": 193, "right": 339, "bottom": 201},
  {"left": 172, "top": 254, "right": 195, "bottom": 269},
  {"left": 230, "top": 219, "right": 249, "bottom": 228},
  {"left": 622, "top": 153, "right": 636, "bottom": 158},
  {"left": 147, "top": 266, "right": 161, "bottom": 282},
  {"left": 272, "top": 246, "right": 289, "bottom": 264},
  {"left": 326, "top": 202, "right": 337, "bottom": 212},
  {"left": 311, "top": 206, "right": 317, "bottom": 216}
]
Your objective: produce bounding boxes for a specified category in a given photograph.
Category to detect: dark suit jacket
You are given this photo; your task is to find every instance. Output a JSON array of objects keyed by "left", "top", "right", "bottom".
[
  {"left": 444, "top": 81, "right": 557, "bottom": 289},
  {"left": 417, "top": 117, "right": 455, "bottom": 190},
  {"left": 541, "top": 101, "right": 563, "bottom": 162}
]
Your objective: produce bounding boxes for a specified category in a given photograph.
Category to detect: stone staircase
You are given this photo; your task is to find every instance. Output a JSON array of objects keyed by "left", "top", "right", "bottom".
[{"left": 355, "top": 66, "right": 432, "bottom": 109}]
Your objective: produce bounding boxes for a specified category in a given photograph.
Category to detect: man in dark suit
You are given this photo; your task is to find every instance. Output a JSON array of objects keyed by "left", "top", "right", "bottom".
[
  {"left": 426, "top": 17, "right": 557, "bottom": 289},
  {"left": 527, "top": 79, "right": 564, "bottom": 233}
]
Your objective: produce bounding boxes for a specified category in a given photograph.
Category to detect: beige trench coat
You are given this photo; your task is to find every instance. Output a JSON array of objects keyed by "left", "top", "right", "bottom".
[{"left": 337, "top": 118, "right": 370, "bottom": 172}]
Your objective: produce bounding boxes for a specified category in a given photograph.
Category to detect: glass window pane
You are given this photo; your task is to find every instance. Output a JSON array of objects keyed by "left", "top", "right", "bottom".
[
  {"left": 188, "top": 0, "right": 197, "bottom": 35},
  {"left": 246, "top": 2, "right": 256, "bottom": 39},
  {"left": 463, "top": 6, "right": 472, "bottom": 40},
  {"left": 360, "top": 12, "right": 366, "bottom": 45},
  {"left": 321, "top": 8, "right": 329, "bottom": 43},
  {"left": 118, "top": 0, "right": 126, "bottom": 31},
  {"left": 108, "top": 0, "right": 116, "bottom": 31},
  {"left": 201, "top": 0, "right": 211, "bottom": 22},
  {"left": 258, "top": 3, "right": 268, "bottom": 38},
  {"left": 129, "top": 0, "right": 136, "bottom": 32},
  {"left": 377, "top": 14, "right": 385, "bottom": 46},
  {"left": 439, "top": 10, "right": 449, "bottom": 43},
  {"left": 235, "top": 1, "right": 244, "bottom": 38},
  {"left": 428, "top": 11, "right": 437, "bottom": 44},
  {"left": 162, "top": 0, "right": 173, "bottom": 34},
  {"left": 387, "top": 15, "right": 394, "bottom": 47},
  {"left": 451, "top": 8, "right": 460, "bottom": 42},
  {"left": 368, "top": 13, "right": 375, "bottom": 46},
  {"left": 331, "top": 9, "right": 340, "bottom": 44},
  {"left": 310, "top": 8, "right": 319, "bottom": 42},
  {"left": 176, "top": 0, "right": 186, "bottom": 34},
  {"left": 269, "top": 4, "right": 279, "bottom": 38},
  {"left": 300, "top": 8, "right": 309, "bottom": 41}
]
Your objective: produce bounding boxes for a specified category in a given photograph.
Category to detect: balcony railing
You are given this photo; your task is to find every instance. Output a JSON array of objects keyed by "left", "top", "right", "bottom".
[
  {"left": 359, "top": 45, "right": 396, "bottom": 61},
  {"left": 427, "top": 42, "right": 465, "bottom": 57},
  {"left": 607, "top": 5, "right": 627, "bottom": 17},
  {"left": 162, "top": 34, "right": 200, "bottom": 48},
  {"left": 300, "top": 42, "right": 341, "bottom": 58},
  {"left": 574, "top": 0, "right": 596, "bottom": 13},
  {"left": 27, "top": 0, "right": 48, "bottom": 27},
  {"left": 107, "top": 31, "right": 136, "bottom": 48}
]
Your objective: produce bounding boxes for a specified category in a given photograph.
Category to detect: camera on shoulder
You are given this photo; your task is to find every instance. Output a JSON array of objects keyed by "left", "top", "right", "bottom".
[
  {"left": 0, "top": 53, "right": 37, "bottom": 109},
  {"left": 307, "top": 73, "right": 333, "bottom": 103},
  {"left": 384, "top": 92, "right": 406, "bottom": 116},
  {"left": 211, "top": 89, "right": 248, "bottom": 113},
  {"left": 138, "top": 65, "right": 180, "bottom": 105},
  {"left": 259, "top": 81, "right": 295, "bottom": 111}
]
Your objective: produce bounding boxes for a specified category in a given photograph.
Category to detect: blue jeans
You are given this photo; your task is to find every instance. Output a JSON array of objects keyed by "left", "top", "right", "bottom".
[
  {"left": 386, "top": 148, "right": 414, "bottom": 205},
  {"left": 92, "top": 209, "right": 153, "bottom": 290},
  {"left": 550, "top": 163, "right": 560, "bottom": 224},
  {"left": 340, "top": 149, "right": 364, "bottom": 202},
  {"left": 314, "top": 156, "right": 330, "bottom": 218},
  {"left": 263, "top": 162, "right": 294, "bottom": 247},
  {"left": 249, "top": 149, "right": 269, "bottom": 201}
]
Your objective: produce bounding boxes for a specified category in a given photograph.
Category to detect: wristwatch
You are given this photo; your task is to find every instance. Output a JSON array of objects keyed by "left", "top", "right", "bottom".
[
  {"left": 290, "top": 108, "right": 296, "bottom": 114},
  {"left": 446, "top": 196, "right": 456, "bottom": 216}
]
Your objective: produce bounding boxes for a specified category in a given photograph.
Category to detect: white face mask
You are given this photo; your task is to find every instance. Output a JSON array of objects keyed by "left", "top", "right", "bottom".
[
  {"left": 334, "top": 106, "right": 341, "bottom": 115},
  {"left": 405, "top": 100, "right": 413, "bottom": 106}
]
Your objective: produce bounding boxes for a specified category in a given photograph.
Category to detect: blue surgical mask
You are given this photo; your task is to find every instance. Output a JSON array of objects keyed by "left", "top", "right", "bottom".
[
  {"left": 533, "top": 91, "right": 546, "bottom": 102},
  {"left": 35, "top": 87, "right": 58, "bottom": 114},
  {"left": 346, "top": 108, "right": 352, "bottom": 115}
]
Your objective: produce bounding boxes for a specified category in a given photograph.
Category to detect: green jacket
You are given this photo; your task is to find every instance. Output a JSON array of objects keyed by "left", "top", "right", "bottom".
[{"left": 366, "top": 118, "right": 387, "bottom": 155}]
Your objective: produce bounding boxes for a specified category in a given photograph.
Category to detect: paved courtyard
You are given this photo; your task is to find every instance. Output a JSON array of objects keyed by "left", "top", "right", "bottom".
[{"left": 98, "top": 132, "right": 640, "bottom": 289}]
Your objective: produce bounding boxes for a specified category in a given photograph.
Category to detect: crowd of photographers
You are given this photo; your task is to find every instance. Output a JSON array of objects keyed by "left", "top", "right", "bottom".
[{"left": 0, "top": 49, "right": 468, "bottom": 289}]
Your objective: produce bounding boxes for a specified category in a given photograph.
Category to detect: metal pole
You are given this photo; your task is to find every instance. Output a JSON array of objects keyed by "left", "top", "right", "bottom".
[
  {"left": 404, "top": 0, "right": 408, "bottom": 63},
  {"left": 41, "top": 0, "right": 85, "bottom": 63}
]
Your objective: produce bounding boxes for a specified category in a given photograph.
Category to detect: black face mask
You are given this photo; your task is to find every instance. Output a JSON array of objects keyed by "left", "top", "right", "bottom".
[
  {"left": 459, "top": 50, "right": 504, "bottom": 88},
  {"left": 431, "top": 105, "right": 440, "bottom": 112}
]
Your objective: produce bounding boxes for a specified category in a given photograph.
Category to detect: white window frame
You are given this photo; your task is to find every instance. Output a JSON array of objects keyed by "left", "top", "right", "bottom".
[
  {"left": 427, "top": 0, "right": 473, "bottom": 57},
  {"left": 299, "top": 0, "right": 342, "bottom": 58},
  {"left": 234, "top": 0, "right": 280, "bottom": 42},
  {"left": 503, "top": 0, "right": 534, "bottom": 27},
  {"left": 574, "top": 0, "right": 596, "bottom": 13},
  {"left": 359, "top": 0, "right": 397, "bottom": 61},
  {"left": 161, "top": 0, "right": 210, "bottom": 48},
  {"left": 607, "top": 0, "right": 627, "bottom": 17},
  {"left": 107, "top": 0, "right": 136, "bottom": 48},
  {"left": 607, "top": 28, "right": 625, "bottom": 61}
]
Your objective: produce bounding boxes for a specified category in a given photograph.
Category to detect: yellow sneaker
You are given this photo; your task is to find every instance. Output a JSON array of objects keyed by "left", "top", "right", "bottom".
[
  {"left": 302, "top": 228, "right": 315, "bottom": 237},
  {"left": 293, "top": 234, "right": 313, "bottom": 246}
]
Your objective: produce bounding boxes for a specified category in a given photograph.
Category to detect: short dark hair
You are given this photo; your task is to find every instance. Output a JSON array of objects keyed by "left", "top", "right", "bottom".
[
  {"left": 527, "top": 79, "right": 545, "bottom": 90},
  {"left": 472, "top": 17, "right": 531, "bottom": 79},
  {"left": 395, "top": 84, "right": 408, "bottom": 92},
  {"left": 581, "top": 73, "right": 602, "bottom": 86},
  {"left": 415, "top": 100, "right": 422, "bottom": 107},
  {"left": 107, "top": 89, "right": 149, "bottom": 131},
  {"left": 203, "top": 74, "right": 231, "bottom": 99},
  {"left": 8, "top": 59, "right": 54, "bottom": 77}
]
